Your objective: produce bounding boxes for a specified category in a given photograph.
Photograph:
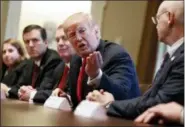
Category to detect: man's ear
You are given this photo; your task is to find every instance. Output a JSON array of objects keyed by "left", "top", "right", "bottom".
[
  {"left": 168, "top": 12, "right": 175, "bottom": 27},
  {"left": 44, "top": 40, "right": 48, "bottom": 47}
]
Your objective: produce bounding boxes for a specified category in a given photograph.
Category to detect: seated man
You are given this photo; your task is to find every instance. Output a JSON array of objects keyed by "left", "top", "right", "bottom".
[
  {"left": 135, "top": 102, "right": 184, "bottom": 125},
  {"left": 63, "top": 12, "right": 141, "bottom": 109},
  {"left": 86, "top": 0, "right": 184, "bottom": 120},
  {"left": 31, "top": 24, "right": 75, "bottom": 103},
  {"left": 17, "top": 25, "right": 61, "bottom": 102}
]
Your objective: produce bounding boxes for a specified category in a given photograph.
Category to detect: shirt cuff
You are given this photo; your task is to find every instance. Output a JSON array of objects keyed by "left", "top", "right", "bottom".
[
  {"left": 29, "top": 90, "right": 37, "bottom": 103},
  {"left": 87, "top": 69, "right": 102, "bottom": 87},
  {"left": 105, "top": 101, "right": 113, "bottom": 109},
  {"left": 5, "top": 88, "right": 11, "bottom": 97},
  {"left": 180, "top": 108, "right": 184, "bottom": 124}
]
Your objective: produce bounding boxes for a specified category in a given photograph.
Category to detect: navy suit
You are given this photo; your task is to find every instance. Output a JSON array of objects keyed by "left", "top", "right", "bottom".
[
  {"left": 107, "top": 43, "right": 184, "bottom": 119},
  {"left": 68, "top": 39, "right": 141, "bottom": 109}
]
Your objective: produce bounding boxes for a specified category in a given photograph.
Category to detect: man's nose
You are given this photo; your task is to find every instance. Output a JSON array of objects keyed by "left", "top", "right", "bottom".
[
  {"left": 28, "top": 41, "right": 34, "bottom": 47},
  {"left": 75, "top": 33, "right": 82, "bottom": 41}
]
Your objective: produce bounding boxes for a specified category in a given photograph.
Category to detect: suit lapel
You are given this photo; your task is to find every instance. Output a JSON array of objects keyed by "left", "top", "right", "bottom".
[
  {"left": 153, "top": 43, "right": 184, "bottom": 86},
  {"left": 54, "top": 62, "right": 65, "bottom": 88},
  {"left": 70, "top": 55, "right": 82, "bottom": 101},
  {"left": 96, "top": 39, "right": 106, "bottom": 69},
  {"left": 34, "top": 49, "right": 49, "bottom": 87},
  {"left": 171, "top": 43, "right": 184, "bottom": 60}
]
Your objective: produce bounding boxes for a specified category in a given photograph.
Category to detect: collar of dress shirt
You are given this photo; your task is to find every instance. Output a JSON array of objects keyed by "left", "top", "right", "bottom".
[
  {"left": 34, "top": 60, "right": 41, "bottom": 67},
  {"left": 167, "top": 37, "right": 184, "bottom": 57},
  {"left": 66, "top": 62, "right": 70, "bottom": 68}
]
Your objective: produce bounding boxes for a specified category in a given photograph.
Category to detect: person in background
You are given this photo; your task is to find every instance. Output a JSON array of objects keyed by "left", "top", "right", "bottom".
[
  {"left": 51, "top": 24, "right": 75, "bottom": 97},
  {"left": 1, "top": 38, "right": 27, "bottom": 98},
  {"left": 17, "top": 24, "right": 61, "bottom": 102},
  {"left": 86, "top": 0, "right": 184, "bottom": 122},
  {"left": 135, "top": 102, "right": 184, "bottom": 125},
  {"left": 63, "top": 12, "right": 141, "bottom": 109},
  {"left": 31, "top": 24, "right": 75, "bottom": 103}
]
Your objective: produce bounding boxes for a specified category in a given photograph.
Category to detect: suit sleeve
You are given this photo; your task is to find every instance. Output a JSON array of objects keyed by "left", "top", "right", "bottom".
[
  {"left": 33, "top": 58, "right": 61, "bottom": 103},
  {"left": 8, "top": 62, "right": 28, "bottom": 98},
  {"left": 99, "top": 52, "right": 139, "bottom": 100},
  {"left": 107, "top": 56, "right": 184, "bottom": 119}
]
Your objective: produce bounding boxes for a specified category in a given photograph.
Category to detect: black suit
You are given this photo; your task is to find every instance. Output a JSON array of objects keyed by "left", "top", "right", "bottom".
[
  {"left": 68, "top": 39, "right": 141, "bottom": 109},
  {"left": 0, "top": 60, "right": 28, "bottom": 96},
  {"left": 107, "top": 43, "right": 184, "bottom": 119},
  {"left": 8, "top": 48, "right": 61, "bottom": 99},
  {"left": 32, "top": 61, "right": 67, "bottom": 103}
]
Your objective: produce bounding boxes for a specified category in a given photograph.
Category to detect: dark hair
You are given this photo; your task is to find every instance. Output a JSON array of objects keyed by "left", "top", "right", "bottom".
[
  {"left": 22, "top": 24, "right": 47, "bottom": 41},
  {"left": 3, "top": 38, "right": 26, "bottom": 61}
]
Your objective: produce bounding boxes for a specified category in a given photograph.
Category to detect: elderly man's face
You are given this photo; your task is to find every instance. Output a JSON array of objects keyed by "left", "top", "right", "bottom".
[
  {"left": 155, "top": 6, "right": 172, "bottom": 43},
  {"left": 55, "top": 28, "right": 74, "bottom": 58},
  {"left": 65, "top": 21, "right": 99, "bottom": 58}
]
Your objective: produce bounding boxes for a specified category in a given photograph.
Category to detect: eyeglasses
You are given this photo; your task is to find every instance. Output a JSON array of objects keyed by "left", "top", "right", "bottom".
[{"left": 151, "top": 11, "right": 169, "bottom": 24}]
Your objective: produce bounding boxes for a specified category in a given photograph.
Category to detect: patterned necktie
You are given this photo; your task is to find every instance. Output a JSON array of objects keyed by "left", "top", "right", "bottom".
[
  {"left": 77, "top": 58, "right": 86, "bottom": 102},
  {"left": 58, "top": 64, "right": 70, "bottom": 90}
]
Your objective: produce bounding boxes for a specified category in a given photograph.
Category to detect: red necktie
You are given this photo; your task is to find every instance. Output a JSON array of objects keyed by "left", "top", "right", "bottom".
[
  {"left": 31, "top": 64, "right": 40, "bottom": 88},
  {"left": 58, "top": 64, "right": 70, "bottom": 90},
  {"left": 77, "top": 58, "right": 86, "bottom": 102}
]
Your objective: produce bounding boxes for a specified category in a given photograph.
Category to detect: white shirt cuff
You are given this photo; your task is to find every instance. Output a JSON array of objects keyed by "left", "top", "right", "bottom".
[
  {"left": 5, "top": 88, "right": 11, "bottom": 97},
  {"left": 180, "top": 108, "right": 184, "bottom": 124},
  {"left": 87, "top": 69, "right": 103, "bottom": 87},
  {"left": 29, "top": 91, "right": 37, "bottom": 103}
]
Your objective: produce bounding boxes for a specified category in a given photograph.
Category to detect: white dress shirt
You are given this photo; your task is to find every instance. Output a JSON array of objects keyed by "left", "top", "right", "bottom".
[{"left": 167, "top": 37, "right": 184, "bottom": 60}]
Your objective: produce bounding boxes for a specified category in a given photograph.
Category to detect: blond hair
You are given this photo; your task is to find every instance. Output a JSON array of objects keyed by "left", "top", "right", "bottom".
[
  {"left": 63, "top": 12, "right": 96, "bottom": 32},
  {"left": 3, "top": 38, "right": 26, "bottom": 61}
]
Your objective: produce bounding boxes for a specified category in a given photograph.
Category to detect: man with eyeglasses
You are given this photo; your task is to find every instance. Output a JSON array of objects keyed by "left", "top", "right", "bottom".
[
  {"left": 62, "top": 12, "right": 141, "bottom": 109},
  {"left": 86, "top": 1, "right": 184, "bottom": 125}
]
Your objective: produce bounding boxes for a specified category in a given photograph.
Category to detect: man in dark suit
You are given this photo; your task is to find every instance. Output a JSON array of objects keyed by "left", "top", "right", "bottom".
[
  {"left": 63, "top": 12, "right": 141, "bottom": 109},
  {"left": 86, "top": 1, "right": 184, "bottom": 121},
  {"left": 17, "top": 25, "right": 61, "bottom": 102},
  {"left": 31, "top": 24, "right": 75, "bottom": 103}
]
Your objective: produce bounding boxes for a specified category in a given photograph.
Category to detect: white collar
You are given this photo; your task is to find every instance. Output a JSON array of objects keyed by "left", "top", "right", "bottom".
[
  {"left": 34, "top": 60, "right": 41, "bottom": 67},
  {"left": 66, "top": 62, "right": 70, "bottom": 68},
  {"left": 167, "top": 37, "right": 184, "bottom": 57}
]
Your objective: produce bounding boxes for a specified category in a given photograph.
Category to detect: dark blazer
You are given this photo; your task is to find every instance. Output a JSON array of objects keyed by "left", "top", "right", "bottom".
[
  {"left": 8, "top": 48, "right": 61, "bottom": 99},
  {"left": 32, "top": 61, "right": 66, "bottom": 103},
  {"left": 68, "top": 39, "right": 141, "bottom": 109},
  {"left": 0, "top": 60, "right": 28, "bottom": 95},
  {"left": 107, "top": 43, "right": 184, "bottom": 119}
]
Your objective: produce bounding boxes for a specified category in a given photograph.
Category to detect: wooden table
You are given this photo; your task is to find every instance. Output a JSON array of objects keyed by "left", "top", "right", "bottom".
[{"left": 1, "top": 99, "right": 152, "bottom": 126}]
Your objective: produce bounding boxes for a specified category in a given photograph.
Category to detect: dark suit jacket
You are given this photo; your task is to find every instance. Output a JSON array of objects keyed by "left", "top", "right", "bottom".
[
  {"left": 32, "top": 61, "right": 67, "bottom": 103},
  {"left": 107, "top": 43, "right": 184, "bottom": 119},
  {"left": 68, "top": 39, "right": 141, "bottom": 109},
  {"left": 8, "top": 48, "right": 61, "bottom": 99},
  {"left": 0, "top": 60, "right": 28, "bottom": 95}
]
